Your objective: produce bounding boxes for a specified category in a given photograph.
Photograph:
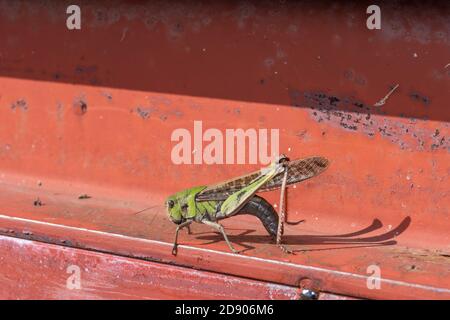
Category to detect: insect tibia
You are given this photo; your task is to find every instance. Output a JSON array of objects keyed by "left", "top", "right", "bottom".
[{"left": 236, "top": 196, "right": 278, "bottom": 237}]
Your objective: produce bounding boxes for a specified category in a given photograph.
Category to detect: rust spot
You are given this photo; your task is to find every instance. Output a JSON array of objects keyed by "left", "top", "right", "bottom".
[
  {"left": 73, "top": 96, "right": 87, "bottom": 115},
  {"left": 33, "top": 198, "right": 43, "bottom": 206},
  {"left": 404, "top": 264, "right": 419, "bottom": 272}
]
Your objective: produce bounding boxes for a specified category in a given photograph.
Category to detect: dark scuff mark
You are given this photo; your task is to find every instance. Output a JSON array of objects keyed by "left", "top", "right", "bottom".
[
  {"left": 135, "top": 107, "right": 156, "bottom": 120},
  {"left": 296, "top": 129, "right": 310, "bottom": 142},
  {"left": 89, "top": 78, "right": 100, "bottom": 85},
  {"left": 144, "top": 16, "right": 159, "bottom": 30},
  {"left": 101, "top": 91, "right": 113, "bottom": 101},
  {"left": 75, "top": 65, "right": 98, "bottom": 74},
  {"left": 56, "top": 102, "right": 64, "bottom": 121},
  {"left": 169, "top": 21, "right": 184, "bottom": 40},
  {"left": 343, "top": 69, "right": 367, "bottom": 86},
  {"left": 431, "top": 136, "right": 446, "bottom": 150},
  {"left": 409, "top": 91, "right": 431, "bottom": 106},
  {"left": 149, "top": 96, "right": 172, "bottom": 107},
  {"left": 78, "top": 194, "right": 91, "bottom": 200},
  {"left": 11, "top": 99, "right": 28, "bottom": 111},
  {"left": 433, "top": 129, "right": 440, "bottom": 137},
  {"left": 289, "top": 89, "right": 448, "bottom": 152},
  {"left": 172, "top": 110, "right": 184, "bottom": 118},
  {"left": 59, "top": 239, "right": 74, "bottom": 246}
]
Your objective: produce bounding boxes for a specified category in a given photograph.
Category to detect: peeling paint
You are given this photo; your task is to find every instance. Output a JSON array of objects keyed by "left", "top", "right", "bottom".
[
  {"left": 289, "top": 90, "right": 449, "bottom": 152},
  {"left": 11, "top": 99, "right": 27, "bottom": 111}
]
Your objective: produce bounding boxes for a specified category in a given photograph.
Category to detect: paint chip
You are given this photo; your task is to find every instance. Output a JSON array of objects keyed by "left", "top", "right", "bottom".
[{"left": 374, "top": 84, "right": 399, "bottom": 107}]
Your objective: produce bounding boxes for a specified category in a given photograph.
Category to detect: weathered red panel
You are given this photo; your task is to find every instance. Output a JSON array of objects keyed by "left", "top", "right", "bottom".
[
  {"left": 0, "top": 1, "right": 448, "bottom": 299},
  {"left": 0, "top": 235, "right": 312, "bottom": 300},
  {"left": 0, "top": 197, "right": 448, "bottom": 300}
]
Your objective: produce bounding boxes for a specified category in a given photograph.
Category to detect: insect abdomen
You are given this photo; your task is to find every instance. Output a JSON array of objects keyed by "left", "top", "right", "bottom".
[{"left": 236, "top": 195, "right": 278, "bottom": 237}]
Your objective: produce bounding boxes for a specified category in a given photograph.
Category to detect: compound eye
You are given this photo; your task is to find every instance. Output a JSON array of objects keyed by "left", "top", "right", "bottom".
[{"left": 167, "top": 200, "right": 175, "bottom": 209}]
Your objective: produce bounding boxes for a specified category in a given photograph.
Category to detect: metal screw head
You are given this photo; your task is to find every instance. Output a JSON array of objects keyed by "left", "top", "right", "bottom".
[{"left": 300, "top": 288, "right": 319, "bottom": 300}]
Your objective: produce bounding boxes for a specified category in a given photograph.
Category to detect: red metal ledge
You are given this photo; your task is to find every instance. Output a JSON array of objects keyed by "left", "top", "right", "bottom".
[{"left": 0, "top": 174, "right": 448, "bottom": 299}]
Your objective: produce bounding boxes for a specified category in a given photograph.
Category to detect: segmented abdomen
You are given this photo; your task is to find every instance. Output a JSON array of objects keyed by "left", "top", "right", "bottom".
[{"left": 236, "top": 195, "right": 278, "bottom": 237}]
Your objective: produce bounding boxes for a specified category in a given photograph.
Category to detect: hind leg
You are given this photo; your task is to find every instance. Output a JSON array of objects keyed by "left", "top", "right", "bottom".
[{"left": 276, "top": 163, "right": 294, "bottom": 254}]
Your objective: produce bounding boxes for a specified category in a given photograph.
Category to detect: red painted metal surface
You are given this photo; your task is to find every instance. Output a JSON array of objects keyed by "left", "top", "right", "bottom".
[
  {"left": 0, "top": 1, "right": 449, "bottom": 299},
  {"left": 0, "top": 235, "right": 308, "bottom": 300}
]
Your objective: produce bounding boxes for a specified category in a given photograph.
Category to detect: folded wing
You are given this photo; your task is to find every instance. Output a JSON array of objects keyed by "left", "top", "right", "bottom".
[{"left": 196, "top": 156, "right": 329, "bottom": 201}]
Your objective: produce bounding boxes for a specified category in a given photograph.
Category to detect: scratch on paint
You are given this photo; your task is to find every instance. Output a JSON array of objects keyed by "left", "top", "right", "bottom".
[{"left": 374, "top": 84, "right": 399, "bottom": 107}]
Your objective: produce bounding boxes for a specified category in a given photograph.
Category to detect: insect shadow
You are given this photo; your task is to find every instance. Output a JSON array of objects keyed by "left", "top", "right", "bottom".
[{"left": 194, "top": 216, "right": 411, "bottom": 253}]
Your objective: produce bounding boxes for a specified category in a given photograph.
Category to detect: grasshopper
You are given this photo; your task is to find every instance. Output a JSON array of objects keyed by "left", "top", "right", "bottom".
[{"left": 165, "top": 155, "right": 329, "bottom": 255}]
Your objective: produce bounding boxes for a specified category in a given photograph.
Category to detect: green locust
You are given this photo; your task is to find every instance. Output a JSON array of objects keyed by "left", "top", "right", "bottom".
[{"left": 165, "top": 155, "right": 329, "bottom": 255}]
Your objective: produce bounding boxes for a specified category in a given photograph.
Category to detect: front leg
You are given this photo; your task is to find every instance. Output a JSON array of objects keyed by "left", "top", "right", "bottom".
[
  {"left": 172, "top": 220, "right": 193, "bottom": 256},
  {"left": 202, "top": 220, "right": 239, "bottom": 254}
]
